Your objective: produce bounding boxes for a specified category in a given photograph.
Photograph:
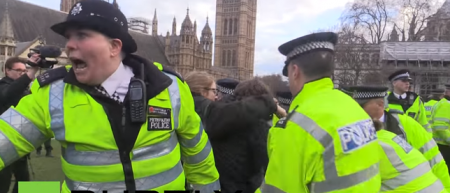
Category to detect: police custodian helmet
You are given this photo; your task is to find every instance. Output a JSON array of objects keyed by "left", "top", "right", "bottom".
[{"left": 50, "top": 0, "right": 137, "bottom": 54}]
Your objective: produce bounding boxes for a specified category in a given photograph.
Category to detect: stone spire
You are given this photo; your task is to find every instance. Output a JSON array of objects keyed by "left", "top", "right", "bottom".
[
  {"left": 0, "top": 0, "right": 15, "bottom": 43},
  {"left": 172, "top": 17, "right": 177, "bottom": 35},
  {"left": 152, "top": 9, "right": 158, "bottom": 36}
]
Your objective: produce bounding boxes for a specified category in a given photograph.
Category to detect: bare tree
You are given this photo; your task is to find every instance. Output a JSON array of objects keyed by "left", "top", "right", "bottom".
[
  {"left": 394, "top": 0, "right": 440, "bottom": 41},
  {"left": 256, "top": 74, "right": 289, "bottom": 94},
  {"left": 334, "top": 24, "right": 381, "bottom": 86},
  {"left": 342, "top": 0, "right": 393, "bottom": 44}
]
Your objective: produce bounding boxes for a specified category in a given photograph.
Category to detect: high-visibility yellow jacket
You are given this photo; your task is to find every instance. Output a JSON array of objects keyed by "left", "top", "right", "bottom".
[
  {"left": 377, "top": 129, "right": 446, "bottom": 192},
  {"left": 386, "top": 91, "right": 431, "bottom": 134},
  {"left": 425, "top": 100, "right": 439, "bottom": 122},
  {"left": 384, "top": 111, "right": 450, "bottom": 190},
  {"left": 262, "top": 78, "right": 381, "bottom": 193},
  {"left": 0, "top": 62, "right": 220, "bottom": 193},
  {"left": 431, "top": 97, "right": 450, "bottom": 146}
]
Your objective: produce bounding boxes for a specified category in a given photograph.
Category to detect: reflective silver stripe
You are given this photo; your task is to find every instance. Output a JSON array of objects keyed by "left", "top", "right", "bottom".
[
  {"left": 182, "top": 140, "right": 212, "bottom": 164},
  {"left": 389, "top": 109, "right": 404, "bottom": 114},
  {"left": 422, "top": 123, "right": 432, "bottom": 132},
  {"left": 179, "top": 124, "right": 203, "bottom": 148},
  {"left": 419, "top": 139, "right": 437, "bottom": 153},
  {"left": 66, "top": 161, "right": 184, "bottom": 193},
  {"left": 379, "top": 141, "right": 433, "bottom": 191},
  {"left": 63, "top": 132, "right": 179, "bottom": 165},
  {"left": 0, "top": 108, "right": 47, "bottom": 147},
  {"left": 49, "top": 79, "right": 66, "bottom": 141},
  {"left": 261, "top": 183, "right": 286, "bottom": 193},
  {"left": 433, "top": 125, "right": 449, "bottom": 130},
  {"left": 0, "top": 130, "right": 19, "bottom": 166},
  {"left": 163, "top": 73, "right": 181, "bottom": 130},
  {"left": 165, "top": 72, "right": 203, "bottom": 149},
  {"left": 290, "top": 112, "right": 379, "bottom": 193},
  {"left": 417, "top": 178, "right": 444, "bottom": 193},
  {"left": 430, "top": 153, "right": 444, "bottom": 167},
  {"left": 433, "top": 117, "right": 450, "bottom": 124},
  {"left": 192, "top": 180, "right": 221, "bottom": 192},
  {"left": 391, "top": 114, "right": 408, "bottom": 141}
]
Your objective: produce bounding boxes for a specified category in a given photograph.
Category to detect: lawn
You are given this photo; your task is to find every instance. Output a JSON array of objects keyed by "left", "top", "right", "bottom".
[{"left": 9, "top": 139, "right": 64, "bottom": 192}]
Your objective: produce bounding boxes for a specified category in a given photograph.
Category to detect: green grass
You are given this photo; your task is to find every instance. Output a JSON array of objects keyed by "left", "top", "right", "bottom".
[
  {"left": 28, "top": 140, "right": 64, "bottom": 182},
  {"left": 9, "top": 140, "right": 64, "bottom": 193}
]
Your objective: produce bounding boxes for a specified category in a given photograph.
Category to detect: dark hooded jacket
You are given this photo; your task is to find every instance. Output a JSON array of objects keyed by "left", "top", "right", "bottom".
[{"left": 192, "top": 93, "right": 276, "bottom": 193}]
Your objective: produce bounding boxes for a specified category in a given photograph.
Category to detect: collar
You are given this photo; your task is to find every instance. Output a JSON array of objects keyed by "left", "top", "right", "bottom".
[
  {"left": 291, "top": 77, "right": 334, "bottom": 106},
  {"left": 393, "top": 92, "right": 407, "bottom": 99},
  {"left": 101, "top": 62, "right": 134, "bottom": 96},
  {"left": 379, "top": 112, "right": 385, "bottom": 123},
  {"left": 64, "top": 54, "right": 173, "bottom": 101}
]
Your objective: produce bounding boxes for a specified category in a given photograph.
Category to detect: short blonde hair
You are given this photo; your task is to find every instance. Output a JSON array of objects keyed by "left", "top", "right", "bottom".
[{"left": 185, "top": 71, "right": 215, "bottom": 94}]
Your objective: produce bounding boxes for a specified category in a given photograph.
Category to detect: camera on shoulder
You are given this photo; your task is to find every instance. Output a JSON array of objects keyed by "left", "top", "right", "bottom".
[{"left": 27, "top": 45, "right": 62, "bottom": 69}]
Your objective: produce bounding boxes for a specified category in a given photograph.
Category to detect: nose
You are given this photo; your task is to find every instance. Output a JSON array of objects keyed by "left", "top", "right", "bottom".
[{"left": 65, "top": 38, "right": 77, "bottom": 53}]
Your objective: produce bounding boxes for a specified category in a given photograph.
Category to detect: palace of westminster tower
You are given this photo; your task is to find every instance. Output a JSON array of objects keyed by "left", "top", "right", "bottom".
[{"left": 0, "top": 0, "right": 257, "bottom": 80}]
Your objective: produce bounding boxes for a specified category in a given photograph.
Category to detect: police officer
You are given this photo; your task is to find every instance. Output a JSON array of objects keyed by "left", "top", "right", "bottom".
[
  {"left": 347, "top": 86, "right": 445, "bottom": 192},
  {"left": 262, "top": 32, "right": 381, "bottom": 193},
  {"left": 216, "top": 78, "right": 239, "bottom": 101},
  {"left": 386, "top": 69, "right": 430, "bottom": 133},
  {"left": 425, "top": 89, "right": 444, "bottom": 122},
  {"left": 344, "top": 85, "right": 450, "bottom": 191},
  {"left": 431, "top": 84, "right": 450, "bottom": 175},
  {"left": 0, "top": 1, "right": 219, "bottom": 192}
]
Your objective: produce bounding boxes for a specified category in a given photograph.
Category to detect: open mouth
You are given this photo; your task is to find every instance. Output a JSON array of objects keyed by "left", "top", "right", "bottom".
[{"left": 70, "top": 58, "right": 87, "bottom": 70}]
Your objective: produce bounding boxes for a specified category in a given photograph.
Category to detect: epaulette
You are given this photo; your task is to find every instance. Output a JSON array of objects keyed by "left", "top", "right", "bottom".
[
  {"left": 162, "top": 65, "right": 184, "bottom": 82},
  {"left": 36, "top": 67, "right": 68, "bottom": 87}
]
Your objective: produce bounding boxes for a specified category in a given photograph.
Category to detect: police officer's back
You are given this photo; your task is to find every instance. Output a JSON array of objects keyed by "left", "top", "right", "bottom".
[{"left": 262, "top": 32, "right": 380, "bottom": 193}]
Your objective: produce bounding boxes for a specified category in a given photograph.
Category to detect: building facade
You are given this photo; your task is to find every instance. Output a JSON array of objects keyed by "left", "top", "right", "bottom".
[
  {"left": 60, "top": 0, "right": 118, "bottom": 12},
  {"left": 213, "top": 0, "right": 257, "bottom": 80}
]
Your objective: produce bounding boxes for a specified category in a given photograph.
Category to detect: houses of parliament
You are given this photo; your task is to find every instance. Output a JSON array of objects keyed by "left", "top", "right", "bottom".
[{"left": 14, "top": 0, "right": 257, "bottom": 80}]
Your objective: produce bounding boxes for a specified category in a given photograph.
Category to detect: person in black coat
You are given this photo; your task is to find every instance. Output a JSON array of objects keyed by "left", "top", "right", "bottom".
[
  {"left": 0, "top": 55, "right": 40, "bottom": 193},
  {"left": 185, "top": 72, "right": 282, "bottom": 193}
]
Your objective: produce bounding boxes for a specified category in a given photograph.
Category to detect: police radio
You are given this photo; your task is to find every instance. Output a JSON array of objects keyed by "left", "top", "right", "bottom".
[{"left": 128, "top": 78, "right": 147, "bottom": 123}]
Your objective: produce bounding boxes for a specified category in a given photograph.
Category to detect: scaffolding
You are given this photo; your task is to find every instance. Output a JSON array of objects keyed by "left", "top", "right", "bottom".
[
  {"left": 380, "top": 41, "right": 450, "bottom": 95},
  {"left": 127, "top": 17, "right": 151, "bottom": 34}
]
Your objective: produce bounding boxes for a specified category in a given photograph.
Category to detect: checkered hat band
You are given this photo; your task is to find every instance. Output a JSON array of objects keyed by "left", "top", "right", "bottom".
[
  {"left": 286, "top": 41, "right": 334, "bottom": 60},
  {"left": 392, "top": 73, "right": 410, "bottom": 81},
  {"left": 353, "top": 91, "right": 386, "bottom": 99},
  {"left": 277, "top": 97, "right": 291, "bottom": 105},
  {"left": 217, "top": 85, "right": 234, "bottom": 95}
]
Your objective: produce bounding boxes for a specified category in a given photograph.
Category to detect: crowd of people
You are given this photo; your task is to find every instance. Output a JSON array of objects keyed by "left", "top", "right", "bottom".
[{"left": 1, "top": 0, "right": 450, "bottom": 193}]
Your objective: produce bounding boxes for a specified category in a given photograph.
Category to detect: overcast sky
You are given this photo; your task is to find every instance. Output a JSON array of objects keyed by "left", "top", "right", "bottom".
[{"left": 22, "top": 0, "right": 353, "bottom": 76}]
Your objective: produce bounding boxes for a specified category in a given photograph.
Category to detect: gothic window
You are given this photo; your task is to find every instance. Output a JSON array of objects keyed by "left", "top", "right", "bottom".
[
  {"left": 229, "top": 18, "right": 233, "bottom": 35},
  {"left": 182, "top": 36, "right": 185, "bottom": 42},
  {"left": 227, "top": 50, "right": 231, "bottom": 66},
  {"left": 223, "top": 19, "right": 228, "bottom": 35},
  {"left": 234, "top": 18, "right": 238, "bottom": 35},
  {"left": 7, "top": 47, "right": 13, "bottom": 56},
  {"left": 0, "top": 47, "right": 4, "bottom": 55},
  {"left": 222, "top": 50, "right": 226, "bottom": 66},
  {"left": 232, "top": 50, "right": 236, "bottom": 66}
]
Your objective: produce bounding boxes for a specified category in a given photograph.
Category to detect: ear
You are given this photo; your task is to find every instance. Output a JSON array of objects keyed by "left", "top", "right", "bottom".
[{"left": 110, "top": 39, "right": 123, "bottom": 57}]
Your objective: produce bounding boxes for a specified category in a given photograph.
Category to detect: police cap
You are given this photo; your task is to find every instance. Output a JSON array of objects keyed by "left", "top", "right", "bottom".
[
  {"left": 346, "top": 86, "right": 388, "bottom": 105},
  {"left": 216, "top": 78, "right": 239, "bottom": 95},
  {"left": 388, "top": 69, "right": 412, "bottom": 82},
  {"left": 276, "top": 91, "right": 292, "bottom": 106},
  {"left": 51, "top": 0, "right": 137, "bottom": 54},
  {"left": 278, "top": 32, "right": 338, "bottom": 76}
]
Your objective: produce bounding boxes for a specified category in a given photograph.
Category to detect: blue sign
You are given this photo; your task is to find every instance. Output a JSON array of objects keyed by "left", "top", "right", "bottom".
[
  {"left": 392, "top": 135, "right": 413, "bottom": 153},
  {"left": 338, "top": 119, "right": 377, "bottom": 153}
]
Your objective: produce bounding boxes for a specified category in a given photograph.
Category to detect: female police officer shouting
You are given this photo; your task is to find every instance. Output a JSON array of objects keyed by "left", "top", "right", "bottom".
[{"left": 0, "top": 0, "right": 220, "bottom": 192}]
